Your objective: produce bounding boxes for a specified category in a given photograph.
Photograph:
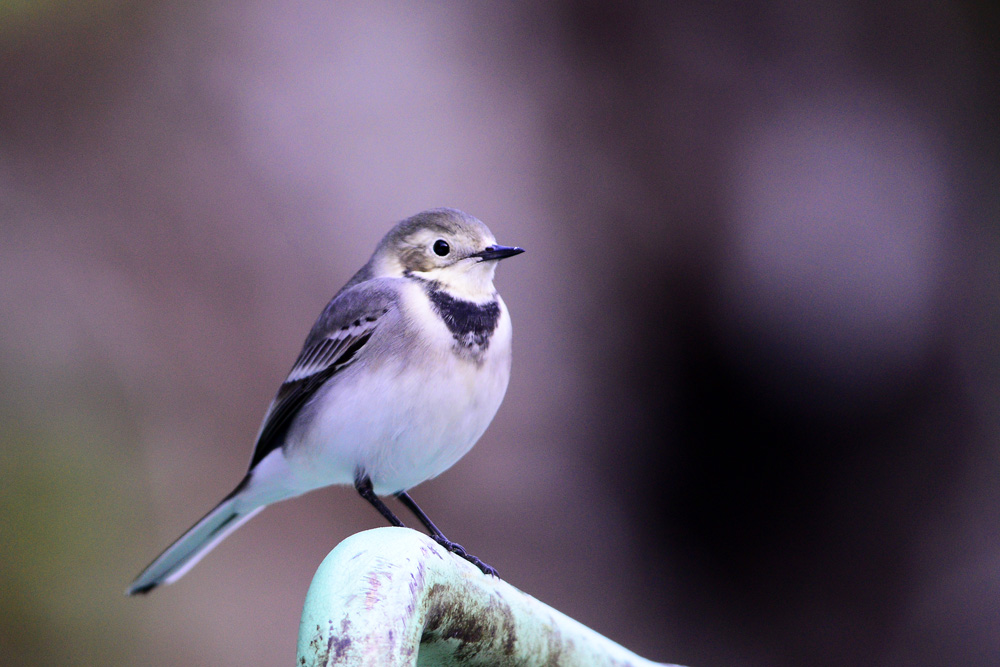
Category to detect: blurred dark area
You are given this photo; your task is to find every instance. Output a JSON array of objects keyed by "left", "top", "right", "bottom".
[{"left": 1, "top": 1, "right": 997, "bottom": 666}]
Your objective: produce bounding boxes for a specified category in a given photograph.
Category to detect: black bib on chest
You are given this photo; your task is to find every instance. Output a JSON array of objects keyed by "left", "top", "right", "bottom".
[{"left": 427, "top": 288, "right": 501, "bottom": 350}]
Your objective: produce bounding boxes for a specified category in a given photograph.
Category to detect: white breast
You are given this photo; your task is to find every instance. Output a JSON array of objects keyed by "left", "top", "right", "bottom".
[{"left": 282, "top": 280, "right": 513, "bottom": 496}]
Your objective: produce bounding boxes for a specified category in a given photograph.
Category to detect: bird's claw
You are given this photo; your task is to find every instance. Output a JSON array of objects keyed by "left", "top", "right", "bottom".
[{"left": 432, "top": 536, "right": 498, "bottom": 577}]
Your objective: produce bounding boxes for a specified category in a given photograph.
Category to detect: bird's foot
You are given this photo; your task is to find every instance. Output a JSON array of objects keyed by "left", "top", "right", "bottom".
[{"left": 431, "top": 535, "right": 498, "bottom": 577}]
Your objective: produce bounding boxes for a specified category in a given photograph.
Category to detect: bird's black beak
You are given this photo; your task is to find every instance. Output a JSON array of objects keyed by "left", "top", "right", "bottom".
[{"left": 472, "top": 244, "right": 525, "bottom": 261}]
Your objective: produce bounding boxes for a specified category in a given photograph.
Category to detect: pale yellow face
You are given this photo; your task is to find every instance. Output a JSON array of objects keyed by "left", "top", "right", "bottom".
[
  {"left": 398, "top": 225, "right": 496, "bottom": 271},
  {"left": 370, "top": 210, "right": 503, "bottom": 301}
]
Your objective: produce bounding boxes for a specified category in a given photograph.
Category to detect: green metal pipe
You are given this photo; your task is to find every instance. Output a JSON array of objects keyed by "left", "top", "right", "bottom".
[{"left": 298, "top": 527, "right": 685, "bottom": 666}]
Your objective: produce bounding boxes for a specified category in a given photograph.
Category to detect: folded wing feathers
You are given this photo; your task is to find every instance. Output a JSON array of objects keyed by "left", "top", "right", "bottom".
[{"left": 245, "top": 311, "right": 384, "bottom": 471}]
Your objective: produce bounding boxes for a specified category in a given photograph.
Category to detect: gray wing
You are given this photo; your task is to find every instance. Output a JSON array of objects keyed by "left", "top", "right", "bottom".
[{"left": 247, "top": 281, "right": 397, "bottom": 470}]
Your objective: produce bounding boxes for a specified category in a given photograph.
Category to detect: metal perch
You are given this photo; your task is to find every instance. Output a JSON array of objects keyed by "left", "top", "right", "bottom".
[{"left": 298, "top": 527, "right": 685, "bottom": 666}]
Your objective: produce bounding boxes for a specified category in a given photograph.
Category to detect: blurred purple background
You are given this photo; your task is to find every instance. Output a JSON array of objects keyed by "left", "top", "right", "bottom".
[{"left": 1, "top": 2, "right": 998, "bottom": 665}]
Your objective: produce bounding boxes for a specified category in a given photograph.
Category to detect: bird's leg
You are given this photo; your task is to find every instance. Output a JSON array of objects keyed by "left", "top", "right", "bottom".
[
  {"left": 395, "top": 491, "right": 498, "bottom": 577},
  {"left": 354, "top": 474, "right": 406, "bottom": 527}
]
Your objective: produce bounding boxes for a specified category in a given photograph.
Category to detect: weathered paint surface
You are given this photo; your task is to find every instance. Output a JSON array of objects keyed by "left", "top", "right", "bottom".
[{"left": 297, "top": 528, "right": 685, "bottom": 667}]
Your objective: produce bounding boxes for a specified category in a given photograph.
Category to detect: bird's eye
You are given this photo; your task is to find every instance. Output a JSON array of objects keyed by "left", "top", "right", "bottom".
[{"left": 432, "top": 239, "right": 450, "bottom": 256}]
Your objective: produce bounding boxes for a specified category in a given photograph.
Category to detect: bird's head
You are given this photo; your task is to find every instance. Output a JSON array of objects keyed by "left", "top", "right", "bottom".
[{"left": 373, "top": 208, "right": 523, "bottom": 301}]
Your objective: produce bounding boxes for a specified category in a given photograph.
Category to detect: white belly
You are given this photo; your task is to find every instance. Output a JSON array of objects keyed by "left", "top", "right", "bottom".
[{"left": 281, "top": 286, "right": 513, "bottom": 496}]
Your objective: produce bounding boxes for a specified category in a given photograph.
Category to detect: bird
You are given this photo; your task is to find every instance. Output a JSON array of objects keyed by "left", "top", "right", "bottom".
[{"left": 127, "top": 208, "right": 523, "bottom": 595}]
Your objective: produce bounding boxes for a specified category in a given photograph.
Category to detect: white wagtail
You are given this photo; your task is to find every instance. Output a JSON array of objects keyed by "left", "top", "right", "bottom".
[{"left": 127, "top": 208, "right": 523, "bottom": 595}]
